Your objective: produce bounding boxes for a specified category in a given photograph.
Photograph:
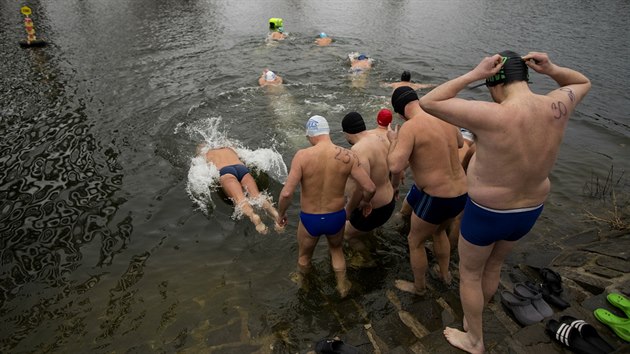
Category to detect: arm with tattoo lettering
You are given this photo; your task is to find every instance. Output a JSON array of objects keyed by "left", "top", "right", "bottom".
[{"left": 523, "top": 52, "right": 591, "bottom": 110}]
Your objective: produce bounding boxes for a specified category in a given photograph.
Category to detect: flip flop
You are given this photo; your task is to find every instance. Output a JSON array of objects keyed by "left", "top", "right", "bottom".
[
  {"left": 315, "top": 338, "right": 360, "bottom": 354},
  {"left": 607, "top": 293, "right": 630, "bottom": 318},
  {"left": 540, "top": 267, "right": 563, "bottom": 295},
  {"left": 594, "top": 308, "right": 630, "bottom": 343},
  {"left": 546, "top": 319, "right": 609, "bottom": 354},
  {"left": 500, "top": 290, "right": 544, "bottom": 326},
  {"left": 514, "top": 282, "right": 554, "bottom": 318},
  {"left": 559, "top": 315, "right": 615, "bottom": 353}
]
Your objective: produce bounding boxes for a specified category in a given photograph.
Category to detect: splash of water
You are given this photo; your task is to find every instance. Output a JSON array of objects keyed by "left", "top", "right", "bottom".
[{"left": 184, "top": 116, "right": 288, "bottom": 214}]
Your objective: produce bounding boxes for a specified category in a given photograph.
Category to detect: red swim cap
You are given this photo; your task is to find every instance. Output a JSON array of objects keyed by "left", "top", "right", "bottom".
[{"left": 377, "top": 108, "right": 393, "bottom": 127}]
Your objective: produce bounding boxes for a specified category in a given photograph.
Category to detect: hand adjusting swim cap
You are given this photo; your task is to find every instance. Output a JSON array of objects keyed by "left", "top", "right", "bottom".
[
  {"left": 306, "top": 115, "right": 330, "bottom": 137},
  {"left": 486, "top": 50, "right": 529, "bottom": 87},
  {"left": 391, "top": 86, "right": 419, "bottom": 116},
  {"left": 342, "top": 112, "right": 366, "bottom": 134}
]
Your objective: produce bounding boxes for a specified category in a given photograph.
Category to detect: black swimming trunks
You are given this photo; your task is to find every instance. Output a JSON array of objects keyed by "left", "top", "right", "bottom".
[
  {"left": 349, "top": 196, "right": 396, "bottom": 232},
  {"left": 219, "top": 164, "right": 250, "bottom": 182}
]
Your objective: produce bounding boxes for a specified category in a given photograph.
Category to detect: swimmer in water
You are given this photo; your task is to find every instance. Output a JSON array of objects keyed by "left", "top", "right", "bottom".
[
  {"left": 350, "top": 53, "right": 372, "bottom": 74},
  {"left": 269, "top": 27, "right": 287, "bottom": 41},
  {"left": 385, "top": 70, "right": 436, "bottom": 91},
  {"left": 201, "top": 146, "right": 282, "bottom": 235},
  {"left": 259, "top": 69, "right": 283, "bottom": 87},
  {"left": 315, "top": 32, "right": 332, "bottom": 46}
]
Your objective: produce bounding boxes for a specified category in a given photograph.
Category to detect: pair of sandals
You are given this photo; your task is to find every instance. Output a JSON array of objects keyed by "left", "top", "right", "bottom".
[
  {"left": 594, "top": 292, "right": 630, "bottom": 342},
  {"left": 547, "top": 315, "right": 615, "bottom": 354},
  {"left": 501, "top": 281, "right": 554, "bottom": 326},
  {"left": 539, "top": 267, "right": 570, "bottom": 309}
]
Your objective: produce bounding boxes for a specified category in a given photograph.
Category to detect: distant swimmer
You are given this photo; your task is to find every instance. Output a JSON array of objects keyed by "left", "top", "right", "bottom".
[
  {"left": 276, "top": 115, "right": 376, "bottom": 297},
  {"left": 268, "top": 17, "right": 287, "bottom": 41},
  {"left": 202, "top": 146, "right": 281, "bottom": 235},
  {"left": 269, "top": 27, "right": 287, "bottom": 41},
  {"left": 259, "top": 69, "right": 283, "bottom": 87},
  {"left": 315, "top": 32, "right": 332, "bottom": 46},
  {"left": 350, "top": 53, "right": 373, "bottom": 74},
  {"left": 385, "top": 70, "right": 436, "bottom": 91}
]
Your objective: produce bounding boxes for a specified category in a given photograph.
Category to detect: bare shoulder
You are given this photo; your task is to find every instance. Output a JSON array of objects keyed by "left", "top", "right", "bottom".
[{"left": 333, "top": 145, "right": 359, "bottom": 165}]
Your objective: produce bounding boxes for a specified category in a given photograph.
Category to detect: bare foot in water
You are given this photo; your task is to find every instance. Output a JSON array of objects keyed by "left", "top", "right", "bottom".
[
  {"left": 274, "top": 222, "right": 286, "bottom": 234},
  {"left": 337, "top": 278, "right": 352, "bottom": 298},
  {"left": 252, "top": 214, "right": 268, "bottom": 234},
  {"left": 394, "top": 279, "right": 426, "bottom": 296},
  {"left": 430, "top": 264, "right": 452, "bottom": 285},
  {"left": 443, "top": 327, "right": 484, "bottom": 354}
]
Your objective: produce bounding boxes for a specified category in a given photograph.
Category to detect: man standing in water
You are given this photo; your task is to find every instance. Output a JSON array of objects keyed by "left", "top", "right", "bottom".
[
  {"left": 341, "top": 112, "right": 396, "bottom": 259},
  {"left": 419, "top": 51, "right": 591, "bottom": 354},
  {"left": 202, "top": 146, "right": 281, "bottom": 235},
  {"left": 276, "top": 115, "right": 376, "bottom": 297},
  {"left": 387, "top": 87, "right": 468, "bottom": 295}
]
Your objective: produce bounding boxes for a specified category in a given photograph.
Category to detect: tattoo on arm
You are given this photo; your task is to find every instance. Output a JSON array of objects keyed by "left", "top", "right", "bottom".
[
  {"left": 559, "top": 87, "right": 575, "bottom": 102},
  {"left": 334, "top": 147, "right": 353, "bottom": 164},
  {"left": 551, "top": 101, "right": 568, "bottom": 119}
]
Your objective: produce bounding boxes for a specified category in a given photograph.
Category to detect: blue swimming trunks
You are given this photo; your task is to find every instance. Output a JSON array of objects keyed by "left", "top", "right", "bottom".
[
  {"left": 405, "top": 184, "right": 421, "bottom": 208},
  {"left": 460, "top": 197, "right": 543, "bottom": 247},
  {"left": 219, "top": 164, "right": 250, "bottom": 182},
  {"left": 413, "top": 188, "right": 467, "bottom": 225},
  {"left": 299, "top": 209, "right": 346, "bottom": 237}
]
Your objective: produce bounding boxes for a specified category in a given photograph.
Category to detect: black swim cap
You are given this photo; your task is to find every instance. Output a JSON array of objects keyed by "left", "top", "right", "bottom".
[
  {"left": 401, "top": 70, "right": 411, "bottom": 82},
  {"left": 486, "top": 50, "right": 529, "bottom": 87},
  {"left": 342, "top": 112, "right": 366, "bottom": 134},
  {"left": 391, "top": 86, "right": 419, "bottom": 116}
]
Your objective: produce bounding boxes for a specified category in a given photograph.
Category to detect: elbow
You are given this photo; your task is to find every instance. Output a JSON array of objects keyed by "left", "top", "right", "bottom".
[
  {"left": 388, "top": 160, "right": 405, "bottom": 175},
  {"left": 280, "top": 189, "right": 293, "bottom": 200}
]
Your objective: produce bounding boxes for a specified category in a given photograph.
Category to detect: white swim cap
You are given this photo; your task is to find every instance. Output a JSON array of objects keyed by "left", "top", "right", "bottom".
[
  {"left": 265, "top": 71, "right": 277, "bottom": 81},
  {"left": 305, "top": 115, "right": 330, "bottom": 137}
]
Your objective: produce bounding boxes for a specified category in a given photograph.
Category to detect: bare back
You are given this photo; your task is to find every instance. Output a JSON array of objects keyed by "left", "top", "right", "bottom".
[
  {"left": 352, "top": 132, "right": 394, "bottom": 208},
  {"left": 401, "top": 113, "right": 467, "bottom": 197},
  {"left": 467, "top": 93, "right": 568, "bottom": 208},
  {"left": 204, "top": 147, "right": 242, "bottom": 169},
  {"left": 296, "top": 142, "right": 359, "bottom": 213}
]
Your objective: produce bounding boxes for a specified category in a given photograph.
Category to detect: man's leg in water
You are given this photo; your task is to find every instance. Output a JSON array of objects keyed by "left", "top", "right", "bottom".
[
  {"left": 241, "top": 174, "right": 282, "bottom": 231},
  {"left": 220, "top": 175, "right": 267, "bottom": 234},
  {"left": 326, "top": 228, "right": 351, "bottom": 297},
  {"left": 295, "top": 221, "right": 319, "bottom": 289}
]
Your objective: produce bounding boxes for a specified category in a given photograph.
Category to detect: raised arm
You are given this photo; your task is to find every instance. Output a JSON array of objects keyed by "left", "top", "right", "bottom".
[
  {"left": 419, "top": 54, "right": 504, "bottom": 129},
  {"left": 276, "top": 151, "right": 303, "bottom": 226},
  {"left": 523, "top": 52, "right": 591, "bottom": 113}
]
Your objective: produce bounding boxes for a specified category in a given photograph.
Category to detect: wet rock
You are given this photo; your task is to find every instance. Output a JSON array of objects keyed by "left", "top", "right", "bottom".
[
  {"left": 586, "top": 264, "right": 623, "bottom": 279},
  {"left": 581, "top": 235, "right": 630, "bottom": 260},
  {"left": 560, "top": 227, "right": 600, "bottom": 246},
  {"left": 596, "top": 255, "right": 630, "bottom": 273},
  {"left": 563, "top": 269, "right": 613, "bottom": 295},
  {"left": 552, "top": 250, "right": 591, "bottom": 267}
]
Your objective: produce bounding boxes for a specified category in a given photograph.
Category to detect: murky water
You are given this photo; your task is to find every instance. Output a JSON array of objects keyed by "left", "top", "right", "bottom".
[{"left": 1, "top": 0, "right": 629, "bottom": 352}]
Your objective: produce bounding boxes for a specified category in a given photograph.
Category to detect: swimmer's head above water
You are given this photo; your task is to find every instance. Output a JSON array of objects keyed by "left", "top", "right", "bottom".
[
  {"left": 319, "top": 32, "right": 327, "bottom": 38},
  {"left": 265, "top": 70, "right": 277, "bottom": 81},
  {"left": 357, "top": 54, "right": 368, "bottom": 60},
  {"left": 401, "top": 70, "right": 411, "bottom": 82}
]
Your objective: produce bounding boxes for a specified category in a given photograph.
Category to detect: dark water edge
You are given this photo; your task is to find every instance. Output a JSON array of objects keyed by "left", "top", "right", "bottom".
[{"left": 1, "top": 0, "right": 629, "bottom": 352}]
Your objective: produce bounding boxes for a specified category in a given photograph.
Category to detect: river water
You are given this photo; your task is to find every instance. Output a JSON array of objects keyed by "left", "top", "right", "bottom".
[{"left": 1, "top": 0, "right": 629, "bottom": 352}]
